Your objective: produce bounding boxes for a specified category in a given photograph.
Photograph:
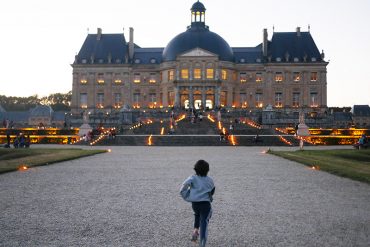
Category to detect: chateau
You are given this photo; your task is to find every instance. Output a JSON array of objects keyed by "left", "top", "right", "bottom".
[{"left": 71, "top": 1, "right": 328, "bottom": 116}]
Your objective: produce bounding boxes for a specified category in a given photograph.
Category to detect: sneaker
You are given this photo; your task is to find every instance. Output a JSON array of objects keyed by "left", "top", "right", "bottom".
[{"left": 191, "top": 231, "right": 199, "bottom": 242}]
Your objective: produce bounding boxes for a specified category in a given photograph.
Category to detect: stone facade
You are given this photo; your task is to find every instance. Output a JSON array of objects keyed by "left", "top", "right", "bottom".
[{"left": 71, "top": 1, "right": 328, "bottom": 117}]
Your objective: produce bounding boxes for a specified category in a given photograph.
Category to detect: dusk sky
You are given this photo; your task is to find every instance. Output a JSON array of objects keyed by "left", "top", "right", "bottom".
[{"left": 0, "top": 0, "right": 369, "bottom": 107}]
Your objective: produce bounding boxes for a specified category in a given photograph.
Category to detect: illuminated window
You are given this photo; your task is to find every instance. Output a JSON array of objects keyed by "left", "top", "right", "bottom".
[
  {"left": 275, "top": 93, "right": 283, "bottom": 107},
  {"left": 80, "top": 93, "right": 87, "bottom": 109},
  {"left": 194, "top": 68, "right": 201, "bottom": 79},
  {"left": 149, "top": 73, "right": 156, "bottom": 83},
  {"left": 293, "top": 72, "right": 301, "bottom": 82},
  {"left": 292, "top": 93, "right": 300, "bottom": 107},
  {"left": 114, "top": 93, "right": 121, "bottom": 108},
  {"left": 206, "top": 69, "right": 214, "bottom": 79},
  {"left": 220, "top": 91, "right": 227, "bottom": 107},
  {"left": 310, "top": 92, "right": 318, "bottom": 107},
  {"left": 133, "top": 73, "right": 141, "bottom": 83},
  {"left": 275, "top": 72, "right": 283, "bottom": 82},
  {"left": 149, "top": 93, "right": 156, "bottom": 108},
  {"left": 181, "top": 69, "right": 189, "bottom": 79},
  {"left": 255, "top": 93, "right": 263, "bottom": 108},
  {"left": 221, "top": 69, "right": 227, "bottom": 80},
  {"left": 97, "top": 93, "right": 104, "bottom": 108},
  {"left": 240, "top": 72, "right": 247, "bottom": 83},
  {"left": 133, "top": 93, "right": 140, "bottom": 107},
  {"left": 240, "top": 93, "right": 247, "bottom": 108},
  {"left": 168, "top": 91, "right": 174, "bottom": 106},
  {"left": 310, "top": 72, "right": 318, "bottom": 81},
  {"left": 256, "top": 73, "right": 262, "bottom": 82},
  {"left": 168, "top": 70, "right": 174, "bottom": 81},
  {"left": 97, "top": 73, "right": 104, "bottom": 84}
]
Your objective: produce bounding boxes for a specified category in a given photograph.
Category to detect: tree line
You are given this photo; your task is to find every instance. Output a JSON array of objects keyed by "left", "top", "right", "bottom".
[{"left": 0, "top": 91, "right": 71, "bottom": 111}]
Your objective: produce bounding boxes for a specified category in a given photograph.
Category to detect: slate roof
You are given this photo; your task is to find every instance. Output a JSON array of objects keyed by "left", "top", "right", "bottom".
[
  {"left": 353, "top": 105, "right": 370, "bottom": 116},
  {"left": 133, "top": 48, "right": 163, "bottom": 64},
  {"left": 333, "top": 112, "right": 352, "bottom": 121},
  {"left": 75, "top": 33, "right": 128, "bottom": 64},
  {"left": 269, "top": 32, "right": 322, "bottom": 62},
  {"left": 233, "top": 46, "right": 263, "bottom": 63},
  {"left": 75, "top": 31, "right": 323, "bottom": 65}
]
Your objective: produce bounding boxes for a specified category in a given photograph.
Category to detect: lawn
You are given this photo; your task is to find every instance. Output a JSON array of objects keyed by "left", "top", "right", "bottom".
[
  {"left": 0, "top": 148, "right": 106, "bottom": 174},
  {"left": 268, "top": 149, "right": 370, "bottom": 184}
]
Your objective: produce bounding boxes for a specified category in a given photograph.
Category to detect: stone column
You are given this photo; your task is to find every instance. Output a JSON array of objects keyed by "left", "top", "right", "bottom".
[
  {"left": 174, "top": 86, "right": 180, "bottom": 108},
  {"left": 202, "top": 87, "right": 207, "bottom": 109},
  {"left": 189, "top": 86, "right": 194, "bottom": 109},
  {"left": 215, "top": 86, "right": 221, "bottom": 108}
]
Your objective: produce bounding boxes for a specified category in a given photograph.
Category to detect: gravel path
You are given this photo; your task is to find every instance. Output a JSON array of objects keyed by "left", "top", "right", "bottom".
[{"left": 1, "top": 146, "right": 369, "bottom": 246}]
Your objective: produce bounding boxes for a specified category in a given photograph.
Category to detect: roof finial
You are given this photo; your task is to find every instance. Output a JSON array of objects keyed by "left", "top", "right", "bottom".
[
  {"left": 308, "top": 24, "right": 311, "bottom": 33},
  {"left": 273, "top": 25, "right": 275, "bottom": 33}
]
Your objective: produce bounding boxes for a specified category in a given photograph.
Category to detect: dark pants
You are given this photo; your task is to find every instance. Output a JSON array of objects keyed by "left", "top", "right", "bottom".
[{"left": 192, "top": 201, "right": 212, "bottom": 247}]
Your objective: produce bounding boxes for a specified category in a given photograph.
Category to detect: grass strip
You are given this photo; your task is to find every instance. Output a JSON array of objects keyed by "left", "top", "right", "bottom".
[
  {"left": 0, "top": 148, "right": 106, "bottom": 174},
  {"left": 268, "top": 149, "right": 370, "bottom": 184}
]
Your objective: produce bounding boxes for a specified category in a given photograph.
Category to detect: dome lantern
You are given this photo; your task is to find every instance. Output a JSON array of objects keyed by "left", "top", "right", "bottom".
[{"left": 191, "top": 1, "right": 206, "bottom": 27}]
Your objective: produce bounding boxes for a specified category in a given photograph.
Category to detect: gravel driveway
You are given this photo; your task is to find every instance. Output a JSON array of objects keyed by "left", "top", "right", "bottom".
[{"left": 1, "top": 146, "right": 369, "bottom": 246}]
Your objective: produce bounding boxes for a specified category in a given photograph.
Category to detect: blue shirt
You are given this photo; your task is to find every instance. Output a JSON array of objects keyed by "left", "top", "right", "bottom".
[{"left": 180, "top": 175, "right": 215, "bottom": 202}]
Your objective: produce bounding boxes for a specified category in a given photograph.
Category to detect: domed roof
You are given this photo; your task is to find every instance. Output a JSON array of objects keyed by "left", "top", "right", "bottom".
[
  {"left": 191, "top": 1, "right": 206, "bottom": 12},
  {"left": 30, "top": 105, "right": 53, "bottom": 117},
  {"left": 163, "top": 27, "right": 234, "bottom": 62}
]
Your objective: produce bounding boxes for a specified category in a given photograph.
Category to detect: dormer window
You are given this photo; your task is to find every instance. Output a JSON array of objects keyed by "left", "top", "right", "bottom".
[
  {"left": 256, "top": 58, "right": 261, "bottom": 63},
  {"left": 82, "top": 59, "right": 87, "bottom": 64},
  {"left": 311, "top": 57, "right": 317, "bottom": 62},
  {"left": 294, "top": 57, "right": 299, "bottom": 62},
  {"left": 115, "top": 59, "right": 121, "bottom": 63},
  {"left": 98, "top": 59, "right": 104, "bottom": 64},
  {"left": 150, "top": 58, "right": 156, "bottom": 64},
  {"left": 276, "top": 57, "right": 281, "bottom": 62},
  {"left": 134, "top": 59, "right": 141, "bottom": 64},
  {"left": 240, "top": 58, "right": 245, "bottom": 63}
]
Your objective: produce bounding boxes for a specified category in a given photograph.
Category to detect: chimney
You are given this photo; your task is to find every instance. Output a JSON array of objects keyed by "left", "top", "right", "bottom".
[
  {"left": 296, "top": 27, "right": 301, "bottom": 36},
  {"left": 262, "top": 28, "right": 268, "bottom": 57},
  {"left": 129, "top": 27, "right": 134, "bottom": 60},
  {"left": 97, "top": 28, "right": 102, "bottom": 40}
]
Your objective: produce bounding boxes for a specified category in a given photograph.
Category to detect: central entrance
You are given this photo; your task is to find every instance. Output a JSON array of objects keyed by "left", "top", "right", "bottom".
[{"left": 179, "top": 86, "right": 216, "bottom": 109}]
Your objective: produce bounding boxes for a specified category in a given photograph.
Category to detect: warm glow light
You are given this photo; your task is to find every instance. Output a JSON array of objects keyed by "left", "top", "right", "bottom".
[
  {"left": 230, "top": 135, "right": 236, "bottom": 146},
  {"left": 160, "top": 127, "right": 164, "bottom": 135},
  {"left": 18, "top": 165, "right": 28, "bottom": 171},
  {"left": 207, "top": 114, "right": 215, "bottom": 123},
  {"left": 218, "top": 121, "right": 222, "bottom": 130},
  {"left": 148, "top": 135, "right": 153, "bottom": 146},
  {"left": 107, "top": 149, "right": 112, "bottom": 153}
]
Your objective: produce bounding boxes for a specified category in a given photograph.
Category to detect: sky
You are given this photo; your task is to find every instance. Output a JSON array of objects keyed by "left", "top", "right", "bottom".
[{"left": 0, "top": 0, "right": 369, "bottom": 107}]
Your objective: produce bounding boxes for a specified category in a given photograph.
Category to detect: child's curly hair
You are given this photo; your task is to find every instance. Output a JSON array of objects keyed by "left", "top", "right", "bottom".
[{"left": 194, "top": 160, "right": 209, "bottom": 177}]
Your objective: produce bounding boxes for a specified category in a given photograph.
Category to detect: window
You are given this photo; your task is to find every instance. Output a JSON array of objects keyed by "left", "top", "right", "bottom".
[
  {"left": 293, "top": 72, "right": 301, "bottom": 82},
  {"left": 232, "top": 71, "right": 237, "bottom": 81},
  {"left": 220, "top": 91, "right": 227, "bottom": 107},
  {"left": 221, "top": 69, "right": 227, "bottom": 80},
  {"left": 168, "top": 70, "right": 174, "bottom": 81},
  {"left": 240, "top": 72, "right": 247, "bottom": 83},
  {"left": 80, "top": 93, "right": 87, "bottom": 109},
  {"left": 194, "top": 68, "right": 201, "bottom": 79},
  {"left": 80, "top": 74, "right": 88, "bottom": 84},
  {"left": 181, "top": 69, "right": 189, "bottom": 79},
  {"left": 275, "top": 72, "right": 283, "bottom": 82},
  {"left": 133, "top": 73, "right": 141, "bottom": 83},
  {"left": 310, "top": 72, "right": 318, "bottom": 81},
  {"left": 149, "top": 73, "right": 156, "bottom": 83},
  {"left": 206, "top": 68, "right": 214, "bottom": 79},
  {"left": 168, "top": 92, "right": 174, "bottom": 106},
  {"left": 114, "top": 93, "right": 121, "bottom": 108},
  {"left": 310, "top": 92, "right": 318, "bottom": 107},
  {"left": 114, "top": 73, "right": 122, "bottom": 84},
  {"left": 256, "top": 73, "right": 262, "bottom": 82},
  {"left": 97, "top": 73, "right": 104, "bottom": 84},
  {"left": 275, "top": 93, "right": 283, "bottom": 107},
  {"left": 240, "top": 93, "right": 247, "bottom": 108},
  {"left": 97, "top": 93, "right": 104, "bottom": 108},
  {"left": 292, "top": 93, "right": 300, "bottom": 107},
  {"left": 255, "top": 93, "right": 263, "bottom": 108},
  {"left": 149, "top": 93, "right": 156, "bottom": 108},
  {"left": 133, "top": 93, "right": 140, "bottom": 108}
]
